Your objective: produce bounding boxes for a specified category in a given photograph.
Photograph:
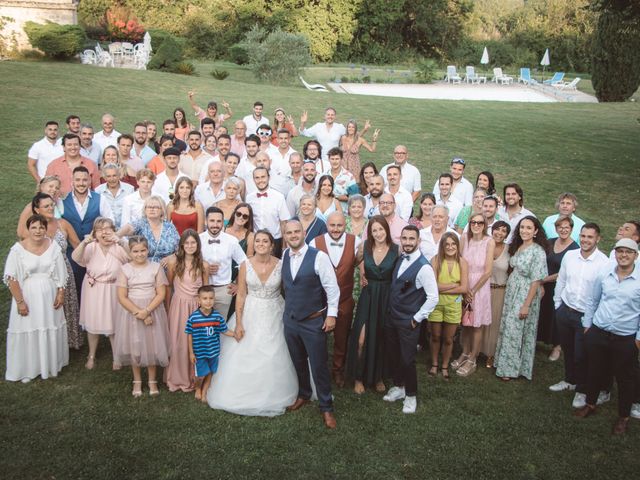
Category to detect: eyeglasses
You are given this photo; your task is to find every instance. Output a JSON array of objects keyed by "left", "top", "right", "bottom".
[
  {"left": 394, "top": 151, "right": 407, "bottom": 156},
  {"left": 451, "top": 157, "right": 466, "bottom": 165},
  {"left": 379, "top": 201, "right": 395, "bottom": 206},
  {"left": 235, "top": 211, "right": 250, "bottom": 220},
  {"left": 146, "top": 206, "right": 162, "bottom": 210},
  {"left": 469, "top": 220, "right": 485, "bottom": 226}
]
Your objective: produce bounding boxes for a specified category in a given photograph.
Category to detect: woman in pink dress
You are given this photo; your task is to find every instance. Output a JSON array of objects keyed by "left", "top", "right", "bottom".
[
  {"left": 72, "top": 217, "right": 129, "bottom": 370},
  {"left": 165, "top": 230, "right": 209, "bottom": 392},
  {"left": 339, "top": 120, "right": 379, "bottom": 179},
  {"left": 455, "top": 213, "right": 495, "bottom": 377},
  {"left": 116, "top": 236, "right": 171, "bottom": 397}
]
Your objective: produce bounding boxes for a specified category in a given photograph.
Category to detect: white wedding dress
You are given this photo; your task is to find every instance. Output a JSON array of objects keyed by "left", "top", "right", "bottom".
[{"left": 207, "top": 260, "right": 298, "bottom": 416}]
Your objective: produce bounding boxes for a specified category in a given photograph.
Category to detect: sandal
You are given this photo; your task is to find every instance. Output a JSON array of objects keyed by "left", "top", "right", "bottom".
[
  {"left": 441, "top": 367, "right": 450, "bottom": 381},
  {"left": 148, "top": 380, "right": 160, "bottom": 397},
  {"left": 428, "top": 365, "right": 439, "bottom": 377},
  {"left": 451, "top": 354, "right": 469, "bottom": 370},
  {"left": 132, "top": 381, "right": 142, "bottom": 398},
  {"left": 375, "top": 381, "right": 386, "bottom": 393},
  {"left": 457, "top": 360, "right": 477, "bottom": 377}
]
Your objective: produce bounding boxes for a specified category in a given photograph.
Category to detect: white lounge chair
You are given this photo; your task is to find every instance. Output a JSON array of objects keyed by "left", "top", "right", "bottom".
[
  {"left": 554, "top": 77, "right": 581, "bottom": 90},
  {"left": 80, "top": 49, "right": 97, "bottom": 65},
  {"left": 492, "top": 67, "right": 513, "bottom": 85},
  {"left": 464, "top": 66, "right": 486, "bottom": 84},
  {"left": 445, "top": 66, "right": 462, "bottom": 84},
  {"left": 299, "top": 76, "right": 329, "bottom": 92}
]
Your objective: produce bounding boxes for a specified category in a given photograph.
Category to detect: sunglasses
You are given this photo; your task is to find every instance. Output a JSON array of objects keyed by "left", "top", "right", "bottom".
[
  {"left": 235, "top": 211, "right": 250, "bottom": 220},
  {"left": 451, "top": 158, "right": 466, "bottom": 165},
  {"left": 257, "top": 131, "right": 272, "bottom": 136},
  {"left": 469, "top": 220, "right": 485, "bottom": 226}
]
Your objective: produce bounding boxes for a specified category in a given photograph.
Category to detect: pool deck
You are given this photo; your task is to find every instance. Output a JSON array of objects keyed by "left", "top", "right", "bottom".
[{"left": 328, "top": 81, "right": 598, "bottom": 103}]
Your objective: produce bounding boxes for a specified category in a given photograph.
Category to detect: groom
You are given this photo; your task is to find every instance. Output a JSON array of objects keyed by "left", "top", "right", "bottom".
[{"left": 282, "top": 219, "right": 340, "bottom": 429}]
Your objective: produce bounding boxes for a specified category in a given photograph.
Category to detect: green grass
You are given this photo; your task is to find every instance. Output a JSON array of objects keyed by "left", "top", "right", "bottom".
[{"left": 0, "top": 60, "right": 639, "bottom": 479}]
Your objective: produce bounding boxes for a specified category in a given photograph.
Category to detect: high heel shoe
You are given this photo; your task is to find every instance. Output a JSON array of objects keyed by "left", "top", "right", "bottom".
[
  {"left": 148, "top": 380, "right": 160, "bottom": 397},
  {"left": 132, "top": 381, "right": 142, "bottom": 398},
  {"left": 451, "top": 354, "right": 469, "bottom": 370}
]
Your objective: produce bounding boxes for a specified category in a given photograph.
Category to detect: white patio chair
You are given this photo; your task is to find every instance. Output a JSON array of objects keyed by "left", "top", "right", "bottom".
[
  {"left": 299, "top": 76, "right": 329, "bottom": 92},
  {"left": 108, "top": 42, "right": 123, "bottom": 65},
  {"left": 80, "top": 49, "right": 97, "bottom": 65},
  {"left": 554, "top": 77, "right": 581, "bottom": 90},
  {"left": 464, "top": 66, "right": 486, "bottom": 84},
  {"left": 445, "top": 65, "right": 462, "bottom": 84},
  {"left": 134, "top": 49, "right": 150, "bottom": 70},
  {"left": 95, "top": 43, "right": 114, "bottom": 67},
  {"left": 492, "top": 67, "right": 513, "bottom": 85}
]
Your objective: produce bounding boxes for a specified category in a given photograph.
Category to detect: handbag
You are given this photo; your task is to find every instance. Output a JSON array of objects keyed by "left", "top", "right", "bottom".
[{"left": 461, "top": 303, "right": 474, "bottom": 327}]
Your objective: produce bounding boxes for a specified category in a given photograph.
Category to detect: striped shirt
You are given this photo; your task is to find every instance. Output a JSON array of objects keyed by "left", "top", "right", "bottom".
[{"left": 184, "top": 309, "right": 228, "bottom": 359}]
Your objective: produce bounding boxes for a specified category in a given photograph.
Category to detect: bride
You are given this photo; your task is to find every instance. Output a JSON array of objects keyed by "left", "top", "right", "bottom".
[{"left": 207, "top": 229, "right": 298, "bottom": 416}]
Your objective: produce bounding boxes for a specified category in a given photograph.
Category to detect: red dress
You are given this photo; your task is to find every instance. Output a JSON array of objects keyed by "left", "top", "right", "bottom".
[{"left": 170, "top": 211, "right": 198, "bottom": 235}]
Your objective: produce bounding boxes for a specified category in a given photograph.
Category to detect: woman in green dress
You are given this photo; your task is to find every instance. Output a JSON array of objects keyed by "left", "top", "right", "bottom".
[
  {"left": 346, "top": 215, "right": 398, "bottom": 394},
  {"left": 345, "top": 194, "right": 368, "bottom": 300},
  {"left": 454, "top": 187, "right": 487, "bottom": 233},
  {"left": 495, "top": 216, "right": 548, "bottom": 381},
  {"left": 225, "top": 203, "right": 255, "bottom": 317}
]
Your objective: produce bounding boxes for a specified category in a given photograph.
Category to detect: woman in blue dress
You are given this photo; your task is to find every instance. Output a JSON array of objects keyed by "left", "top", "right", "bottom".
[
  {"left": 295, "top": 193, "right": 327, "bottom": 244},
  {"left": 117, "top": 195, "right": 179, "bottom": 264}
]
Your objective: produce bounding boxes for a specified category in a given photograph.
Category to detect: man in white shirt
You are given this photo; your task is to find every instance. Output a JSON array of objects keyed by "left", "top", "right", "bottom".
[
  {"left": 286, "top": 160, "right": 317, "bottom": 216},
  {"left": 364, "top": 175, "right": 385, "bottom": 219},
  {"left": 242, "top": 101, "right": 269, "bottom": 135},
  {"left": 435, "top": 173, "right": 463, "bottom": 228},
  {"left": 299, "top": 107, "right": 346, "bottom": 161},
  {"left": 498, "top": 183, "right": 535, "bottom": 243},
  {"left": 235, "top": 134, "right": 261, "bottom": 185},
  {"left": 199, "top": 206, "right": 248, "bottom": 319},
  {"left": 380, "top": 145, "right": 422, "bottom": 202},
  {"left": 120, "top": 169, "right": 156, "bottom": 227},
  {"left": 79, "top": 123, "right": 102, "bottom": 166},
  {"left": 385, "top": 165, "right": 414, "bottom": 221},
  {"left": 550, "top": 223, "right": 611, "bottom": 409},
  {"left": 230, "top": 120, "right": 247, "bottom": 157},
  {"left": 95, "top": 162, "right": 134, "bottom": 229},
  {"left": 198, "top": 134, "right": 232, "bottom": 184},
  {"left": 433, "top": 157, "right": 473, "bottom": 206},
  {"left": 419, "top": 205, "right": 459, "bottom": 260},
  {"left": 609, "top": 221, "right": 640, "bottom": 265},
  {"left": 132, "top": 122, "right": 156, "bottom": 166},
  {"left": 270, "top": 128, "right": 297, "bottom": 176},
  {"left": 93, "top": 113, "right": 121, "bottom": 150},
  {"left": 27, "top": 120, "right": 64, "bottom": 182},
  {"left": 180, "top": 130, "right": 212, "bottom": 185},
  {"left": 246, "top": 167, "right": 291, "bottom": 257},
  {"left": 480, "top": 195, "right": 501, "bottom": 234},
  {"left": 383, "top": 225, "right": 439, "bottom": 414},
  {"left": 195, "top": 161, "right": 226, "bottom": 211},
  {"left": 152, "top": 147, "right": 189, "bottom": 204},
  {"left": 116, "top": 134, "right": 144, "bottom": 174}
]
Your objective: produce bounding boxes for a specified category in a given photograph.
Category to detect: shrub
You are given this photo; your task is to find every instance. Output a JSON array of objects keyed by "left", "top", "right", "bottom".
[
  {"left": 229, "top": 44, "right": 249, "bottom": 65},
  {"left": 105, "top": 7, "right": 145, "bottom": 43},
  {"left": 146, "top": 29, "right": 185, "bottom": 52},
  {"left": 239, "top": 26, "right": 311, "bottom": 84},
  {"left": 174, "top": 61, "right": 196, "bottom": 75},
  {"left": 414, "top": 59, "right": 438, "bottom": 83},
  {"left": 147, "top": 35, "right": 184, "bottom": 72},
  {"left": 24, "top": 22, "right": 87, "bottom": 59},
  {"left": 210, "top": 69, "right": 230, "bottom": 80}
]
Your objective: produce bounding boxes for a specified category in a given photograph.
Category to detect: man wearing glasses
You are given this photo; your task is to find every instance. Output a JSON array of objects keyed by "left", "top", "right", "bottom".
[
  {"left": 380, "top": 145, "right": 422, "bottom": 202},
  {"left": 433, "top": 157, "right": 473, "bottom": 206}
]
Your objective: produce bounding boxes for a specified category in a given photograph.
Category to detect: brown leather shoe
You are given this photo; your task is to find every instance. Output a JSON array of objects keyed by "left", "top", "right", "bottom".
[
  {"left": 286, "top": 397, "right": 309, "bottom": 412},
  {"left": 322, "top": 412, "right": 337, "bottom": 429},
  {"left": 612, "top": 417, "right": 629, "bottom": 435},
  {"left": 333, "top": 372, "right": 345, "bottom": 388},
  {"left": 574, "top": 405, "right": 596, "bottom": 418}
]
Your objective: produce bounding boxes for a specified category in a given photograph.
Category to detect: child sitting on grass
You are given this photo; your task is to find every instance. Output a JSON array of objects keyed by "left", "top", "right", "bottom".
[{"left": 186, "top": 285, "right": 234, "bottom": 402}]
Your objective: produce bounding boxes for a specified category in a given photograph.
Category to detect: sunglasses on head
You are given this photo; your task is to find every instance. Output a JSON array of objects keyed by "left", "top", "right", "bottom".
[
  {"left": 451, "top": 158, "right": 465, "bottom": 165},
  {"left": 235, "top": 211, "right": 250, "bottom": 220}
]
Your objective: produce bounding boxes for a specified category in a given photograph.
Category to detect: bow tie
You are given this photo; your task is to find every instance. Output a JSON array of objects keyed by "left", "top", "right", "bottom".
[
  {"left": 289, "top": 250, "right": 301, "bottom": 258},
  {"left": 402, "top": 254, "right": 411, "bottom": 261},
  {"left": 257, "top": 192, "right": 268, "bottom": 198},
  {"left": 330, "top": 242, "right": 343, "bottom": 247},
  {"left": 208, "top": 239, "right": 220, "bottom": 244}
]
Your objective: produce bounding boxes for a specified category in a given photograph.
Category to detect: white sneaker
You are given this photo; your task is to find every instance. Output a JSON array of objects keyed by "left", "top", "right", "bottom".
[
  {"left": 572, "top": 392, "right": 587, "bottom": 409},
  {"left": 596, "top": 391, "right": 611, "bottom": 405},
  {"left": 383, "top": 386, "right": 406, "bottom": 402},
  {"left": 549, "top": 380, "right": 576, "bottom": 392},
  {"left": 402, "top": 396, "right": 417, "bottom": 414},
  {"left": 630, "top": 403, "right": 640, "bottom": 420}
]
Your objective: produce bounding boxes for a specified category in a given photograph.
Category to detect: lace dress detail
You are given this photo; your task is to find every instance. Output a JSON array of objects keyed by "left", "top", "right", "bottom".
[{"left": 53, "top": 229, "right": 82, "bottom": 349}]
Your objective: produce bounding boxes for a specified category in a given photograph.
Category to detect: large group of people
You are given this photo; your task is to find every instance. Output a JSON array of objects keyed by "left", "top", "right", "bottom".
[{"left": 6, "top": 95, "right": 640, "bottom": 435}]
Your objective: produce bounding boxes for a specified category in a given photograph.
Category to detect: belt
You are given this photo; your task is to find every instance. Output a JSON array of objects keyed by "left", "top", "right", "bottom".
[
  {"left": 303, "top": 308, "right": 327, "bottom": 320},
  {"left": 563, "top": 302, "right": 584, "bottom": 315},
  {"left": 212, "top": 284, "right": 230, "bottom": 288},
  {"left": 87, "top": 275, "right": 116, "bottom": 287},
  {"left": 592, "top": 325, "right": 635, "bottom": 340},
  {"left": 490, "top": 283, "right": 506, "bottom": 289}
]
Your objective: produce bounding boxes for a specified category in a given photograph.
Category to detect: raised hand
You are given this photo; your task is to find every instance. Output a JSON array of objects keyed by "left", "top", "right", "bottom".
[
  {"left": 372, "top": 128, "right": 380, "bottom": 141},
  {"left": 300, "top": 110, "right": 308, "bottom": 124},
  {"left": 363, "top": 119, "right": 371, "bottom": 131}
]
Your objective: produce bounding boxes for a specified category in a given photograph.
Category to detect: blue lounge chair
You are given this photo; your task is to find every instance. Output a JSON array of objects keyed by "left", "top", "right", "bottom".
[
  {"left": 518, "top": 68, "right": 537, "bottom": 85},
  {"left": 543, "top": 72, "right": 565, "bottom": 85}
]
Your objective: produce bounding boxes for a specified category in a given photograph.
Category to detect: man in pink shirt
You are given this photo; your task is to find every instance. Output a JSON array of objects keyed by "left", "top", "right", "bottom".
[
  {"left": 363, "top": 193, "right": 408, "bottom": 244},
  {"left": 45, "top": 133, "right": 100, "bottom": 195}
]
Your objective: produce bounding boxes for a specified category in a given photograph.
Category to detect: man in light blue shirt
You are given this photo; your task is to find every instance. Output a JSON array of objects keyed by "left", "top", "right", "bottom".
[
  {"left": 575, "top": 238, "right": 640, "bottom": 435},
  {"left": 542, "top": 192, "right": 585, "bottom": 242}
]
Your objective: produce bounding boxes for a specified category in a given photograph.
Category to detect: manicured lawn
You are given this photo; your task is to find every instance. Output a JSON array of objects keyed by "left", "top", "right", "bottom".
[{"left": 0, "top": 61, "right": 639, "bottom": 479}]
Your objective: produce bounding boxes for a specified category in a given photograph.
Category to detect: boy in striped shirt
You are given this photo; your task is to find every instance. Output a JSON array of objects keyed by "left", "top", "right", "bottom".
[{"left": 186, "top": 285, "right": 235, "bottom": 402}]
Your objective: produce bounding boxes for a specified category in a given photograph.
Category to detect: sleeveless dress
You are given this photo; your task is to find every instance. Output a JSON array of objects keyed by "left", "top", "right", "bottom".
[
  {"left": 207, "top": 261, "right": 298, "bottom": 416},
  {"left": 170, "top": 211, "right": 198, "bottom": 236},
  {"left": 340, "top": 136, "right": 363, "bottom": 179},
  {"left": 4, "top": 242, "right": 69, "bottom": 381},
  {"left": 346, "top": 244, "right": 398, "bottom": 386},
  {"left": 462, "top": 236, "right": 492, "bottom": 327},
  {"left": 481, "top": 246, "right": 510, "bottom": 358},
  {"left": 166, "top": 264, "right": 203, "bottom": 392},
  {"left": 114, "top": 262, "right": 171, "bottom": 367},
  {"left": 53, "top": 229, "right": 82, "bottom": 349}
]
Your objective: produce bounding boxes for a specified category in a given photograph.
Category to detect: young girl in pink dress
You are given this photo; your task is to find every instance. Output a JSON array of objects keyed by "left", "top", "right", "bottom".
[
  {"left": 455, "top": 213, "right": 495, "bottom": 377},
  {"left": 165, "top": 229, "right": 209, "bottom": 392},
  {"left": 116, "top": 236, "right": 171, "bottom": 397},
  {"left": 71, "top": 217, "right": 129, "bottom": 370}
]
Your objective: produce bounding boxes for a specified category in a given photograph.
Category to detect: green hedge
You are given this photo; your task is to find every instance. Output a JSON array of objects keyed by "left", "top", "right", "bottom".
[{"left": 24, "top": 22, "right": 87, "bottom": 59}]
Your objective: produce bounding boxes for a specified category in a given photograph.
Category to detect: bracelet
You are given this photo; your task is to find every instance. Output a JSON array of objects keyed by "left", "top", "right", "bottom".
[{"left": 16, "top": 300, "right": 25, "bottom": 305}]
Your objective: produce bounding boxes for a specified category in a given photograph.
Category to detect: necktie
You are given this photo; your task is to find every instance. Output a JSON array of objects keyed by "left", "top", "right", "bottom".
[
  {"left": 257, "top": 192, "right": 268, "bottom": 198},
  {"left": 208, "top": 239, "right": 220, "bottom": 244},
  {"left": 330, "top": 242, "right": 343, "bottom": 247}
]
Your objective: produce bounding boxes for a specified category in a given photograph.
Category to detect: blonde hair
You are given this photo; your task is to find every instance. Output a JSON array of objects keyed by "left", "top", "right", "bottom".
[{"left": 143, "top": 195, "right": 167, "bottom": 220}]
